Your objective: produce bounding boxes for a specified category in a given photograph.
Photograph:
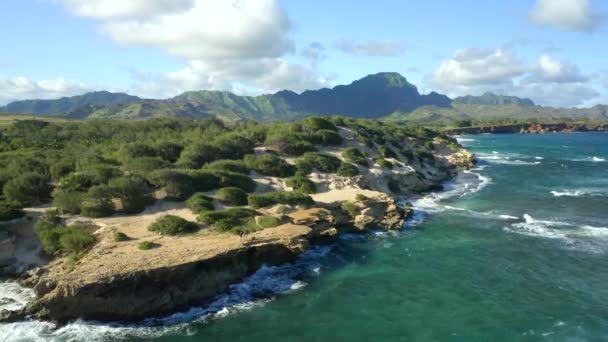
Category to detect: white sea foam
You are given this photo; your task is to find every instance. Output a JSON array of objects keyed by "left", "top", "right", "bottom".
[
  {"left": 0, "top": 245, "right": 333, "bottom": 341},
  {"left": 550, "top": 189, "right": 605, "bottom": 197},
  {"left": 592, "top": 156, "right": 605, "bottom": 162},
  {"left": 475, "top": 152, "right": 541, "bottom": 166}
]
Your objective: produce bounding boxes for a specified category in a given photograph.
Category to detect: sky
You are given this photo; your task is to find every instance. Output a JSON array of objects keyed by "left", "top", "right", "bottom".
[{"left": 0, "top": 0, "right": 607, "bottom": 107}]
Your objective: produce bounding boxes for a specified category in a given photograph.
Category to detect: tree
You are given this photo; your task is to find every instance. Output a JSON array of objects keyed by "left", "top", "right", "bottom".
[
  {"left": 215, "top": 187, "right": 248, "bottom": 206},
  {"left": 109, "top": 176, "right": 154, "bottom": 214},
  {"left": 53, "top": 190, "right": 85, "bottom": 214},
  {"left": 80, "top": 185, "right": 115, "bottom": 218},
  {"left": 3, "top": 172, "right": 52, "bottom": 206},
  {"left": 147, "top": 169, "right": 194, "bottom": 200}
]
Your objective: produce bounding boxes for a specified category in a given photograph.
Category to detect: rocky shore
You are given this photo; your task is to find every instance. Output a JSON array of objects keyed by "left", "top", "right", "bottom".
[
  {"left": 444, "top": 122, "right": 608, "bottom": 135},
  {"left": 0, "top": 133, "right": 475, "bottom": 325}
]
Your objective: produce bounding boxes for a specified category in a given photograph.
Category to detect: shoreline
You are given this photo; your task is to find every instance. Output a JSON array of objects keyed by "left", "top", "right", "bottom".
[{"left": 443, "top": 122, "right": 608, "bottom": 135}]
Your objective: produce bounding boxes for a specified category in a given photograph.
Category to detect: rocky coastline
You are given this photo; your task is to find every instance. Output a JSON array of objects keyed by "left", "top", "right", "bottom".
[
  {"left": 444, "top": 122, "right": 608, "bottom": 135},
  {"left": 0, "top": 130, "right": 475, "bottom": 325}
]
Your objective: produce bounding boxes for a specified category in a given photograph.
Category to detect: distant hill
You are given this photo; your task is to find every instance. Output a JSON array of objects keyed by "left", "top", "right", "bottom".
[
  {"left": 0, "top": 73, "right": 451, "bottom": 121},
  {"left": 1, "top": 73, "right": 606, "bottom": 124},
  {"left": 453, "top": 92, "right": 535, "bottom": 106},
  {"left": 0, "top": 91, "right": 141, "bottom": 116}
]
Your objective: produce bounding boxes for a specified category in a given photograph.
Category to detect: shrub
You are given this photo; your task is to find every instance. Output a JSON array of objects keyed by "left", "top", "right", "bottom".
[
  {"left": 80, "top": 185, "right": 114, "bottom": 218},
  {"left": 355, "top": 194, "right": 368, "bottom": 201},
  {"left": 300, "top": 152, "right": 341, "bottom": 173},
  {"left": 138, "top": 241, "right": 155, "bottom": 250},
  {"left": 215, "top": 187, "right": 248, "bottom": 206},
  {"left": 264, "top": 131, "right": 316, "bottom": 156},
  {"left": 286, "top": 175, "right": 316, "bottom": 194},
  {"left": 205, "top": 170, "right": 256, "bottom": 192},
  {"left": 425, "top": 141, "right": 435, "bottom": 150},
  {"left": 375, "top": 158, "right": 394, "bottom": 169},
  {"left": 313, "top": 130, "right": 343, "bottom": 146},
  {"left": 118, "top": 143, "right": 157, "bottom": 161},
  {"left": 256, "top": 215, "right": 282, "bottom": 228},
  {"left": 379, "top": 145, "right": 398, "bottom": 159},
  {"left": 34, "top": 210, "right": 66, "bottom": 254},
  {"left": 59, "top": 225, "right": 96, "bottom": 256},
  {"left": 58, "top": 173, "right": 93, "bottom": 192},
  {"left": 414, "top": 150, "right": 435, "bottom": 161},
  {"left": 301, "top": 117, "right": 338, "bottom": 131},
  {"left": 186, "top": 170, "right": 221, "bottom": 191},
  {"left": 244, "top": 154, "right": 295, "bottom": 178},
  {"left": 203, "top": 160, "right": 249, "bottom": 174},
  {"left": 53, "top": 190, "right": 85, "bottom": 214},
  {"left": 109, "top": 176, "right": 154, "bottom": 214},
  {"left": 198, "top": 207, "right": 258, "bottom": 224},
  {"left": 177, "top": 142, "right": 221, "bottom": 169},
  {"left": 186, "top": 193, "right": 214, "bottom": 213},
  {"left": 3, "top": 172, "right": 52, "bottom": 206},
  {"left": 342, "top": 148, "right": 368, "bottom": 166},
  {"left": 147, "top": 169, "right": 194, "bottom": 200},
  {"left": 122, "top": 157, "right": 171, "bottom": 176},
  {"left": 0, "top": 202, "right": 24, "bottom": 221},
  {"left": 295, "top": 159, "right": 313, "bottom": 175},
  {"left": 336, "top": 162, "right": 359, "bottom": 177},
  {"left": 155, "top": 142, "right": 183, "bottom": 163},
  {"left": 247, "top": 191, "right": 314, "bottom": 209},
  {"left": 341, "top": 201, "right": 359, "bottom": 218},
  {"left": 148, "top": 215, "right": 198, "bottom": 235},
  {"left": 113, "top": 231, "right": 129, "bottom": 242}
]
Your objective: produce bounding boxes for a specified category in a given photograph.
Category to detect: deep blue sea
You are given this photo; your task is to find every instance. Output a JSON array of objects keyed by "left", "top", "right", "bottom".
[{"left": 2, "top": 133, "right": 608, "bottom": 341}]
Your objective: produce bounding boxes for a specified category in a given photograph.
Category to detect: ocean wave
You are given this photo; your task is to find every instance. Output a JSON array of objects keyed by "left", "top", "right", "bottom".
[
  {"left": 504, "top": 214, "right": 608, "bottom": 246},
  {"left": 0, "top": 245, "right": 333, "bottom": 341},
  {"left": 592, "top": 156, "right": 605, "bottom": 162},
  {"left": 475, "top": 152, "right": 541, "bottom": 166},
  {"left": 551, "top": 189, "right": 605, "bottom": 197}
]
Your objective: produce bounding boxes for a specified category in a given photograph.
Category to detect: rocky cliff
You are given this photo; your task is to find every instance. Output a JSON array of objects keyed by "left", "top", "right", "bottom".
[{"left": 444, "top": 122, "right": 608, "bottom": 135}]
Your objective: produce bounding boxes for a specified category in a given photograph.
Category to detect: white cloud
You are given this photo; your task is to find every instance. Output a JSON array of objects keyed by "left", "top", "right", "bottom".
[
  {"left": 426, "top": 47, "right": 599, "bottom": 107},
  {"left": 57, "top": 0, "right": 195, "bottom": 19},
  {"left": 0, "top": 77, "right": 89, "bottom": 105},
  {"left": 335, "top": 40, "right": 407, "bottom": 57},
  {"left": 56, "top": 0, "right": 328, "bottom": 96},
  {"left": 427, "top": 48, "right": 527, "bottom": 88},
  {"left": 528, "top": 0, "right": 601, "bottom": 32},
  {"left": 524, "top": 55, "right": 589, "bottom": 83}
]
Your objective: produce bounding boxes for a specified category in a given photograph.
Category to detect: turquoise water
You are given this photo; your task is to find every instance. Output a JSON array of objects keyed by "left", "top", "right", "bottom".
[{"left": 3, "top": 133, "right": 608, "bottom": 341}]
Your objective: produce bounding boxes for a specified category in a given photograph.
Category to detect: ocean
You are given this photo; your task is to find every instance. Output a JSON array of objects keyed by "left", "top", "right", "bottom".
[{"left": 2, "top": 132, "right": 608, "bottom": 341}]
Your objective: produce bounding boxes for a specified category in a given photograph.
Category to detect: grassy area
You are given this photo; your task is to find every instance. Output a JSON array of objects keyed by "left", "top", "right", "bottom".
[{"left": 0, "top": 114, "right": 71, "bottom": 128}]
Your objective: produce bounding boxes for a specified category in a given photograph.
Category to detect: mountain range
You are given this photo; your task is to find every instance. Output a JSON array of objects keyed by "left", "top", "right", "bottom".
[{"left": 2, "top": 72, "right": 607, "bottom": 123}]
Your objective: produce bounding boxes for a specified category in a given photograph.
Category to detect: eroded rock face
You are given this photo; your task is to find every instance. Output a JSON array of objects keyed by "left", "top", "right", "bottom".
[{"left": 447, "top": 149, "right": 476, "bottom": 170}]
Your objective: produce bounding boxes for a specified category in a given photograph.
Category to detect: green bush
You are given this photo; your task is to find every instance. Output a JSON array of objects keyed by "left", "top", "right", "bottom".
[
  {"left": 122, "top": 157, "right": 171, "bottom": 176},
  {"left": 341, "top": 148, "right": 368, "bottom": 166},
  {"left": 244, "top": 154, "right": 295, "bottom": 178},
  {"left": 286, "top": 175, "right": 316, "bottom": 194},
  {"left": 355, "top": 194, "right": 368, "bottom": 201},
  {"left": 256, "top": 215, "right": 282, "bottom": 228},
  {"left": 264, "top": 131, "right": 316, "bottom": 156},
  {"left": 186, "top": 170, "right": 221, "bottom": 191},
  {"left": 155, "top": 142, "right": 183, "bottom": 163},
  {"left": 425, "top": 141, "right": 435, "bottom": 150},
  {"left": 59, "top": 225, "right": 96, "bottom": 256},
  {"left": 53, "top": 190, "right": 85, "bottom": 214},
  {"left": 58, "top": 173, "right": 93, "bottom": 192},
  {"left": 375, "top": 158, "right": 394, "bottom": 169},
  {"left": 205, "top": 170, "right": 256, "bottom": 192},
  {"left": 148, "top": 215, "right": 198, "bottom": 235},
  {"left": 0, "top": 202, "right": 24, "bottom": 221},
  {"left": 313, "top": 130, "right": 343, "bottom": 146},
  {"left": 336, "top": 162, "right": 359, "bottom": 177},
  {"left": 176, "top": 142, "right": 221, "bottom": 169},
  {"left": 379, "top": 145, "right": 398, "bottom": 159},
  {"left": 185, "top": 193, "right": 214, "bottom": 213},
  {"left": 118, "top": 143, "right": 157, "bottom": 161},
  {"left": 34, "top": 210, "right": 66, "bottom": 254},
  {"left": 341, "top": 201, "right": 359, "bottom": 218},
  {"left": 80, "top": 185, "right": 115, "bottom": 218},
  {"left": 138, "top": 241, "right": 156, "bottom": 250},
  {"left": 301, "top": 117, "right": 338, "bottom": 131},
  {"left": 414, "top": 150, "right": 435, "bottom": 161},
  {"left": 247, "top": 191, "right": 314, "bottom": 209},
  {"left": 215, "top": 187, "right": 248, "bottom": 206},
  {"left": 300, "top": 152, "right": 341, "bottom": 173},
  {"left": 147, "top": 169, "right": 194, "bottom": 200},
  {"left": 109, "top": 176, "right": 154, "bottom": 214},
  {"left": 113, "top": 231, "right": 129, "bottom": 242},
  {"left": 3, "top": 172, "right": 52, "bottom": 206},
  {"left": 198, "top": 207, "right": 258, "bottom": 223},
  {"left": 295, "top": 159, "right": 313, "bottom": 175},
  {"left": 84, "top": 164, "right": 122, "bottom": 184},
  {"left": 203, "top": 160, "right": 249, "bottom": 174}
]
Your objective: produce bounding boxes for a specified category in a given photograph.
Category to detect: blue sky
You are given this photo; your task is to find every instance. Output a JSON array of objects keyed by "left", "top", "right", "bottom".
[{"left": 0, "top": 0, "right": 607, "bottom": 107}]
